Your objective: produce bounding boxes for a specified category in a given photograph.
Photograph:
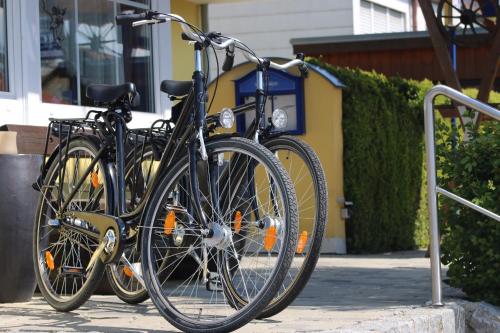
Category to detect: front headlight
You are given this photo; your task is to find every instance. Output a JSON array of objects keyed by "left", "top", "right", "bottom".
[
  {"left": 272, "top": 108, "right": 288, "bottom": 129},
  {"left": 219, "top": 108, "right": 235, "bottom": 129}
]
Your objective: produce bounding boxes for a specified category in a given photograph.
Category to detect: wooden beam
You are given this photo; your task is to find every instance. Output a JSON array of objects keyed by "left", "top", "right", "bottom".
[
  {"left": 418, "top": 0, "right": 461, "bottom": 91},
  {"left": 418, "top": 0, "right": 467, "bottom": 127},
  {"left": 477, "top": 32, "right": 500, "bottom": 103},
  {"left": 474, "top": 0, "right": 500, "bottom": 125}
]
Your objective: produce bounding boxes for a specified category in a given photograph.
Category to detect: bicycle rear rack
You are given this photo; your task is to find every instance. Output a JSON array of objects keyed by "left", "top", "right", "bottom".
[{"left": 424, "top": 85, "right": 500, "bottom": 306}]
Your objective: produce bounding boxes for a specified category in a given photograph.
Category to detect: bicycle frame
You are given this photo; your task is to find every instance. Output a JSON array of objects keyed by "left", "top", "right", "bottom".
[{"left": 37, "top": 41, "right": 211, "bottom": 264}]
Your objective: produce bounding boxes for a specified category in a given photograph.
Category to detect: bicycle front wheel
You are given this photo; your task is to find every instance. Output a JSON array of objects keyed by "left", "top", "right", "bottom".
[{"left": 141, "top": 137, "right": 298, "bottom": 332}]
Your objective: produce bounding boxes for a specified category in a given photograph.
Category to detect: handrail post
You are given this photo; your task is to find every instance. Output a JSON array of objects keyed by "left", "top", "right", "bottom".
[
  {"left": 423, "top": 84, "right": 500, "bottom": 307},
  {"left": 424, "top": 91, "right": 443, "bottom": 306}
]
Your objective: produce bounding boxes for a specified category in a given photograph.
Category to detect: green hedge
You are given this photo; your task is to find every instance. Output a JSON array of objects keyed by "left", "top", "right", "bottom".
[
  {"left": 437, "top": 120, "right": 500, "bottom": 305},
  {"left": 309, "top": 59, "right": 425, "bottom": 253}
]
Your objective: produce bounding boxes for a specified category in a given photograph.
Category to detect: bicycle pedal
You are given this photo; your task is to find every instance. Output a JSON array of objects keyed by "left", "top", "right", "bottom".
[{"left": 206, "top": 272, "right": 223, "bottom": 292}]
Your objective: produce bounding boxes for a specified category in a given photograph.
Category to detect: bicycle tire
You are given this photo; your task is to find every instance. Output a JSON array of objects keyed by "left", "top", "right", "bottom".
[
  {"left": 105, "top": 143, "right": 156, "bottom": 304},
  {"left": 33, "top": 137, "right": 111, "bottom": 312},
  {"left": 258, "top": 135, "right": 328, "bottom": 318},
  {"left": 141, "top": 137, "right": 298, "bottom": 332}
]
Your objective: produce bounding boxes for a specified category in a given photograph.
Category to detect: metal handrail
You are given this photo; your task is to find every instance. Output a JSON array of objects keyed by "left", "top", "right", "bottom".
[{"left": 424, "top": 85, "right": 500, "bottom": 306}]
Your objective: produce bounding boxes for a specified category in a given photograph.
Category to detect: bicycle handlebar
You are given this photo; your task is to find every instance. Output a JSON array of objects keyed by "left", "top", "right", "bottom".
[{"left": 116, "top": 11, "right": 307, "bottom": 73}]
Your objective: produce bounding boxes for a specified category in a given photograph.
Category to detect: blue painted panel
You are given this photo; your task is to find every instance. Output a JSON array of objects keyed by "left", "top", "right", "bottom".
[
  {"left": 236, "top": 70, "right": 298, "bottom": 94},
  {"left": 235, "top": 68, "right": 305, "bottom": 135}
]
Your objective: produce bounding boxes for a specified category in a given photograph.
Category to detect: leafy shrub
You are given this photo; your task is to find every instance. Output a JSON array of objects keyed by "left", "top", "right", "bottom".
[
  {"left": 308, "top": 59, "right": 425, "bottom": 253},
  {"left": 438, "top": 121, "right": 500, "bottom": 305}
]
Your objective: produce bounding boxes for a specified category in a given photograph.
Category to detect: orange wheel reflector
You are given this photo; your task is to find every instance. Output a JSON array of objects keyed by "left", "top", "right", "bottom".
[
  {"left": 164, "top": 211, "right": 176, "bottom": 235},
  {"left": 45, "top": 251, "right": 55, "bottom": 271},
  {"left": 296, "top": 230, "right": 308, "bottom": 254},
  {"left": 264, "top": 226, "right": 277, "bottom": 252},
  {"left": 123, "top": 266, "right": 134, "bottom": 278},
  {"left": 90, "top": 171, "right": 99, "bottom": 188},
  {"left": 234, "top": 211, "right": 242, "bottom": 234}
]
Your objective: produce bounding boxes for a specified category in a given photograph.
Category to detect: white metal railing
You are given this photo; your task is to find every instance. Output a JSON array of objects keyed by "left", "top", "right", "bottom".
[{"left": 424, "top": 85, "right": 500, "bottom": 306}]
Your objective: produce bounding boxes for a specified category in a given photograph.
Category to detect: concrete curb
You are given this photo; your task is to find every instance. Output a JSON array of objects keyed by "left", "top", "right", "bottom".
[
  {"left": 322, "top": 303, "right": 465, "bottom": 333},
  {"left": 454, "top": 300, "right": 500, "bottom": 333}
]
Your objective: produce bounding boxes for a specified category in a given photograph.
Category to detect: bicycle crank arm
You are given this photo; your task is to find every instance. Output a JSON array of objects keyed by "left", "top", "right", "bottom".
[{"left": 65, "top": 211, "right": 127, "bottom": 265}]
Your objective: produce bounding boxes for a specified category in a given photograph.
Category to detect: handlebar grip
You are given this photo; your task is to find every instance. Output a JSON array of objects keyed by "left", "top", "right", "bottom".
[
  {"left": 222, "top": 52, "right": 235, "bottom": 72},
  {"left": 116, "top": 12, "right": 148, "bottom": 25}
]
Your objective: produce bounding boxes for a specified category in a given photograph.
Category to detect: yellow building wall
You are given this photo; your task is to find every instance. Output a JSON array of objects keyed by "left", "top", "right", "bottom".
[
  {"left": 207, "top": 62, "right": 346, "bottom": 252},
  {"left": 170, "top": 0, "right": 201, "bottom": 81}
]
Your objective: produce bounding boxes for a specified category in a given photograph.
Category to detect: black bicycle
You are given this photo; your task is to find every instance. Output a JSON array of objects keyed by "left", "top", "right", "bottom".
[
  {"left": 107, "top": 28, "right": 328, "bottom": 320},
  {"left": 33, "top": 11, "right": 299, "bottom": 333},
  {"left": 221, "top": 56, "right": 328, "bottom": 319}
]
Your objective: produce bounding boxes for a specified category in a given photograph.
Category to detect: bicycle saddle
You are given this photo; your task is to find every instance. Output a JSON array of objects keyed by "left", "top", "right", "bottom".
[
  {"left": 86, "top": 82, "right": 138, "bottom": 104},
  {"left": 160, "top": 80, "right": 192, "bottom": 97}
]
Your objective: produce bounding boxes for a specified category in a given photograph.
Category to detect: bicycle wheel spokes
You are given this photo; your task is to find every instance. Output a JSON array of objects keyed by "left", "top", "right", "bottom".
[
  {"left": 258, "top": 136, "right": 328, "bottom": 318},
  {"left": 142, "top": 139, "right": 296, "bottom": 328},
  {"left": 274, "top": 148, "right": 316, "bottom": 285},
  {"left": 107, "top": 146, "right": 156, "bottom": 304},
  {"left": 125, "top": 148, "right": 157, "bottom": 212},
  {"left": 35, "top": 144, "right": 107, "bottom": 305}
]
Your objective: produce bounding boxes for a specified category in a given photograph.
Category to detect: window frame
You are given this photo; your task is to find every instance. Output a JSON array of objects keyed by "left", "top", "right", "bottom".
[
  {"left": 40, "top": 0, "right": 153, "bottom": 110},
  {"left": 358, "top": 0, "right": 406, "bottom": 34},
  {"left": 0, "top": 0, "right": 16, "bottom": 99},
  {"left": 24, "top": 0, "right": 172, "bottom": 126}
]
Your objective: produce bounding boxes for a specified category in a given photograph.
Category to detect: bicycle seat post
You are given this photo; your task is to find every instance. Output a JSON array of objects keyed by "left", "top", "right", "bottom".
[{"left": 114, "top": 114, "right": 127, "bottom": 216}]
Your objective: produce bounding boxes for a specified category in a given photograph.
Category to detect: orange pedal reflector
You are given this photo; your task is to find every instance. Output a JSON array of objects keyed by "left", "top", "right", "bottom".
[
  {"left": 90, "top": 171, "right": 99, "bottom": 188},
  {"left": 296, "top": 230, "right": 308, "bottom": 254},
  {"left": 123, "top": 266, "right": 134, "bottom": 278},
  {"left": 164, "top": 211, "right": 176, "bottom": 235},
  {"left": 45, "top": 251, "right": 55, "bottom": 271},
  {"left": 234, "top": 211, "right": 242, "bottom": 234},
  {"left": 264, "top": 226, "right": 277, "bottom": 252}
]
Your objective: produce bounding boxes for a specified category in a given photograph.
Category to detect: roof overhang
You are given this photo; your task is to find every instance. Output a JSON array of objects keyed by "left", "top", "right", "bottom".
[{"left": 292, "top": 30, "right": 491, "bottom": 54}]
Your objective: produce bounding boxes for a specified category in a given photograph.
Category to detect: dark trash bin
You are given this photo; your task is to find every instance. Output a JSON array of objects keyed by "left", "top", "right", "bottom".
[{"left": 0, "top": 152, "right": 43, "bottom": 303}]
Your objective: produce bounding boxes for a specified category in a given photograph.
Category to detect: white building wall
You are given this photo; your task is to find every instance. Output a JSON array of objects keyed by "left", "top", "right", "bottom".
[
  {"left": 207, "top": 0, "right": 429, "bottom": 77},
  {"left": 207, "top": 0, "right": 354, "bottom": 77}
]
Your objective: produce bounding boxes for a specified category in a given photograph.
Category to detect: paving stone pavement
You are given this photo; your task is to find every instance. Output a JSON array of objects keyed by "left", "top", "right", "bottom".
[{"left": 0, "top": 251, "right": 463, "bottom": 332}]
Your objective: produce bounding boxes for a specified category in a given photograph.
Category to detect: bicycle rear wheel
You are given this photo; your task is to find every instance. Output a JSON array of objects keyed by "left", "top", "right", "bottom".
[
  {"left": 106, "top": 142, "right": 157, "bottom": 304},
  {"left": 33, "top": 137, "right": 111, "bottom": 311},
  {"left": 259, "top": 135, "right": 328, "bottom": 318},
  {"left": 141, "top": 137, "right": 298, "bottom": 332}
]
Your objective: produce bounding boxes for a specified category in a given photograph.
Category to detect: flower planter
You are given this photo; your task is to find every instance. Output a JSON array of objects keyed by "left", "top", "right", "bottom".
[{"left": 0, "top": 154, "right": 42, "bottom": 302}]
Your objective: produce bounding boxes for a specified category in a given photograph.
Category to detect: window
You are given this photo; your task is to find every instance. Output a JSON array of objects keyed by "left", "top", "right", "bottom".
[
  {"left": 0, "top": 0, "right": 8, "bottom": 92},
  {"left": 359, "top": 0, "right": 406, "bottom": 34},
  {"left": 235, "top": 69, "right": 305, "bottom": 136},
  {"left": 39, "top": 0, "right": 154, "bottom": 112}
]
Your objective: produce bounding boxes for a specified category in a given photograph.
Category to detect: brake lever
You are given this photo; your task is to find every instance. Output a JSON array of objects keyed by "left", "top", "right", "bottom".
[
  {"left": 206, "top": 31, "right": 223, "bottom": 44},
  {"left": 296, "top": 53, "right": 308, "bottom": 78}
]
